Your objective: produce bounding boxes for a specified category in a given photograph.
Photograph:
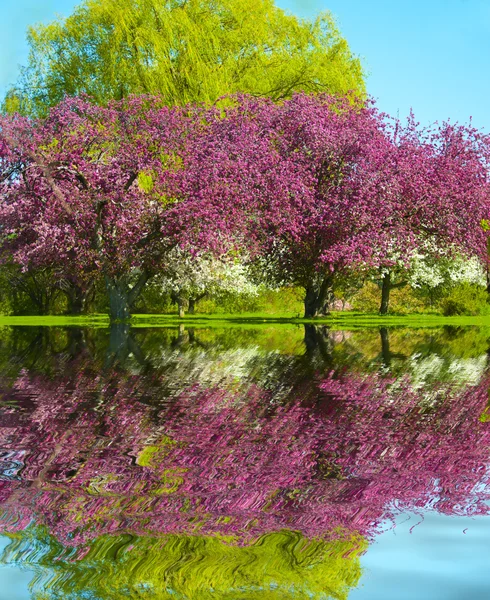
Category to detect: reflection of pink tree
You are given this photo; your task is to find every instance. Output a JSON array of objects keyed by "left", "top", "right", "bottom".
[
  {"left": 1, "top": 367, "right": 490, "bottom": 545},
  {"left": 317, "top": 375, "right": 490, "bottom": 516}
]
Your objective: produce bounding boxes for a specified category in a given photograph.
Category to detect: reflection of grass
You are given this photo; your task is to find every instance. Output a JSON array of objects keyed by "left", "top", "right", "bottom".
[
  {"left": 5, "top": 312, "right": 490, "bottom": 330},
  {"left": 333, "top": 326, "right": 490, "bottom": 378},
  {"left": 0, "top": 315, "right": 109, "bottom": 327},
  {"left": 2, "top": 528, "right": 367, "bottom": 600}
]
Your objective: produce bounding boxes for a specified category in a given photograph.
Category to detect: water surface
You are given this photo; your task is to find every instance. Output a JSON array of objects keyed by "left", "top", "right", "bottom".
[{"left": 0, "top": 323, "right": 489, "bottom": 599}]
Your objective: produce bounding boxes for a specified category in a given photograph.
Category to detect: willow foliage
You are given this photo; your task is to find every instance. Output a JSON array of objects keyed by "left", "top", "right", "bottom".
[{"left": 4, "top": 0, "right": 365, "bottom": 116}]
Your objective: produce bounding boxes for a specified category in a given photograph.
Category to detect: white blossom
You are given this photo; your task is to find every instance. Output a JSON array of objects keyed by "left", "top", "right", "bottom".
[
  {"left": 409, "top": 251, "right": 486, "bottom": 289},
  {"left": 155, "top": 248, "right": 260, "bottom": 300}
]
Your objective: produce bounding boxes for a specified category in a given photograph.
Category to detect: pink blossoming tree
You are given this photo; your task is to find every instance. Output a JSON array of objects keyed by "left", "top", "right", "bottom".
[{"left": 2, "top": 94, "right": 490, "bottom": 318}]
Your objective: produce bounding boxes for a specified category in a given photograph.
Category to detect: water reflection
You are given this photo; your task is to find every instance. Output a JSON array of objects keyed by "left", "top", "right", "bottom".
[
  {"left": 0, "top": 324, "right": 489, "bottom": 598},
  {"left": 1, "top": 530, "right": 365, "bottom": 600}
]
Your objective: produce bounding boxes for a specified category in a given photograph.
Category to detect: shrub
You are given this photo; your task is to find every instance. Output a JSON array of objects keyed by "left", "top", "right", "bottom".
[
  {"left": 440, "top": 282, "right": 488, "bottom": 316},
  {"left": 198, "top": 287, "right": 304, "bottom": 315},
  {"left": 350, "top": 282, "right": 425, "bottom": 314}
]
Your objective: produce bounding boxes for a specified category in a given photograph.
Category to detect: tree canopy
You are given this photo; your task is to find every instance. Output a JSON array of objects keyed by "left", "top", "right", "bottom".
[
  {"left": 1, "top": 94, "right": 489, "bottom": 320},
  {"left": 3, "top": 0, "right": 365, "bottom": 116}
]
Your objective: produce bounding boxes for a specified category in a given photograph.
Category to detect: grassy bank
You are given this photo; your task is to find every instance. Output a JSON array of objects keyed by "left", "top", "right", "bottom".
[{"left": 2, "top": 312, "right": 490, "bottom": 330}]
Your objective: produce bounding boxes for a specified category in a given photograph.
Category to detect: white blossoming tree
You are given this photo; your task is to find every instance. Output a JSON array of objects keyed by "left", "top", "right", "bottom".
[
  {"left": 153, "top": 249, "right": 260, "bottom": 317},
  {"left": 408, "top": 252, "right": 486, "bottom": 306},
  {"left": 365, "top": 238, "right": 487, "bottom": 313}
]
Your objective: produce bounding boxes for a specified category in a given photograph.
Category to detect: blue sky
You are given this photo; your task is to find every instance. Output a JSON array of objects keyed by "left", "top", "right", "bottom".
[{"left": 1, "top": 0, "right": 489, "bottom": 130}]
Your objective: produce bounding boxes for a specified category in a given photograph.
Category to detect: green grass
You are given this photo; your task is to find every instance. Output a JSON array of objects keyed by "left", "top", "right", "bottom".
[
  {"left": 132, "top": 312, "right": 490, "bottom": 330},
  {"left": 3, "top": 311, "right": 490, "bottom": 330}
]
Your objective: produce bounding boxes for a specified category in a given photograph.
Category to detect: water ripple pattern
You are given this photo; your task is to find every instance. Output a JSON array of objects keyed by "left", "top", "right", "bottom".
[{"left": 0, "top": 324, "right": 489, "bottom": 598}]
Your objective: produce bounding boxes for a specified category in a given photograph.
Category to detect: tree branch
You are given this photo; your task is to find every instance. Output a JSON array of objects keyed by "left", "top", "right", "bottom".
[
  {"left": 3, "top": 131, "right": 74, "bottom": 216},
  {"left": 128, "top": 269, "right": 152, "bottom": 306},
  {"left": 124, "top": 171, "right": 138, "bottom": 191}
]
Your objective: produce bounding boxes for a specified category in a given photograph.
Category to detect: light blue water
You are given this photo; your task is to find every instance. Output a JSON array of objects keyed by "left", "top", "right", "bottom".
[
  {"left": 0, "top": 539, "right": 32, "bottom": 600},
  {"left": 352, "top": 512, "right": 490, "bottom": 600}
]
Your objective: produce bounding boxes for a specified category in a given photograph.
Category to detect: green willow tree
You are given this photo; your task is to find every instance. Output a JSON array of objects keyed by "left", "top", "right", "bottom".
[{"left": 4, "top": 0, "right": 364, "bottom": 115}]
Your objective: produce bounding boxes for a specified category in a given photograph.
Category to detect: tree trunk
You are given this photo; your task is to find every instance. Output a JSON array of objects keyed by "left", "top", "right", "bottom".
[
  {"left": 380, "top": 272, "right": 391, "bottom": 315},
  {"left": 304, "top": 275, "right": 333, "bottom": 318},
  {"left": 65, "top": 284, "right": 84, "bottom": 315},
  {"left": 65, "top": 282, "right": 96, "bottom": 315},
  {"left": 105, "top": 271, "right": 151, "bottom": 322},
  {"left": 106, "top": 279, "right": 131, "bottom": 322},
  {"left": 170, "top": 291, "right": 190, "bottom": 318},
  {"left": 188, "top": 293, "right": 206, "bottom": 315},
  {"left": 68, "top": 293, "right": 84, "bottom": 315},
  {"left": 177, "top": 296, "right": 188, "bottom": 318}
]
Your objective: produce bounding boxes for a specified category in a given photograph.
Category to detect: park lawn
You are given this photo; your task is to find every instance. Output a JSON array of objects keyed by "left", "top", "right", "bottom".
[{"left": 1, "top": 312, "right": 490, "bottom": 330}]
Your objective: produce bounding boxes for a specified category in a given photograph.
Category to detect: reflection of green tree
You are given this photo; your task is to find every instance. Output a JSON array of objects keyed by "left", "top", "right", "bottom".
[
  {"left": 334, "top": 327, "right": 490, "bottom": 382},
  {"left": 3, "top": 324, "right": 490, "bottom": 396},
  {"left": 2, "top": 529, "right": 366, "bottom": 600},
  {"left": 438, "top": 326, "right": 490, "bottom": 359}
]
